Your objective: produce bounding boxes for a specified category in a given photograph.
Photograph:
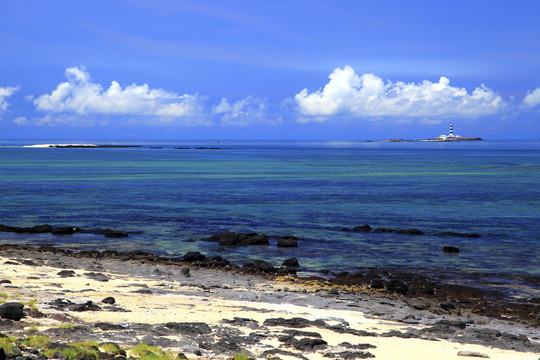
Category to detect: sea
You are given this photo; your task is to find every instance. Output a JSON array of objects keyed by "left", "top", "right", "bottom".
[{"left": 1, "top": 139, "right": 539, "bottom": 300}]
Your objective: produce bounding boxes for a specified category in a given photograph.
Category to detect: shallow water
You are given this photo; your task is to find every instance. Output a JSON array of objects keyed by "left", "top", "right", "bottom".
[{"left": 1, "top": 139, "right": 539, "bottom": 298}]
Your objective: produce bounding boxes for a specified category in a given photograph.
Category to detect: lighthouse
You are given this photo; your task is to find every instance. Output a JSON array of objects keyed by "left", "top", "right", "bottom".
[{"left": 449, "top": 124, "right": 454, "bottom": 136}]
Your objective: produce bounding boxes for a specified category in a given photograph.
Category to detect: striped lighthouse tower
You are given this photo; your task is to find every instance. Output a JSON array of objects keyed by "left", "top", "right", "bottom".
[{"left": 449, "top": 123, "right": 454, "bottom": 136}]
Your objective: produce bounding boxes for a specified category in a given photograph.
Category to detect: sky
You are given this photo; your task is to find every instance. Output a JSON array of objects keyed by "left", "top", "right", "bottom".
[{"left": 1, "top": 0, "right": 540, "bottom": 140}]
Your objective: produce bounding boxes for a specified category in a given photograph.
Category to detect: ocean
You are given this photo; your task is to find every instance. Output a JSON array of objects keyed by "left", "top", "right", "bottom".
[{"left": 1, "top": 139, "right": 539, "bottom": 299}]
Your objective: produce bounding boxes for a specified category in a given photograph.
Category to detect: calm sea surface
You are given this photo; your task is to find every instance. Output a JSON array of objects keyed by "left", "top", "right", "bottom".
[{"left": 1, "top": 139, "right": 539, "bottom": 298}]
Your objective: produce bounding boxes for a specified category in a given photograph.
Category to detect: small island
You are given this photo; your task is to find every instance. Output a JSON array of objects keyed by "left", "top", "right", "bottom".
[
  {"left": 24, "top": 144, "right": 142, "bottom": 148},
  {"left": 382, "top": 124, "right": 483, "bottom": 142}
]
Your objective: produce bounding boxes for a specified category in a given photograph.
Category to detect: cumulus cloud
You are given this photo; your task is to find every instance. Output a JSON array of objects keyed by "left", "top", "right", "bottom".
[
  {"left": 212, "top": 96, "right": 280, "bottom": 126},
  {"left": 33, "top": 67, "right": 205, "bottom": 124},
  {"left": 522, "top": 88, "right": 540, "bottom": 108},
  {"left": 295, "top": 66, "right": 505, "bottom": 121},
  {"left": 13, "top": 116, "right": 27, "bottom": 125},
  {"left": 0, "top": 86, "right": 19, "bottom": 111}
]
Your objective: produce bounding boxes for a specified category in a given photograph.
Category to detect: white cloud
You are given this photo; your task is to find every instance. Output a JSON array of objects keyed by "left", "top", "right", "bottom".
[
  {"left": 0, "top": 86, "right": 19, "bottom": 111},
  {"left": 13, "top": 116, "right": 27, "bottom": 125},
  {"left": 294, "top": 66, "right": 505, "bottom": 121},
  {"left": 523, "top": 88, "right": 540, "bottom": 108},
  {"left": 33, "top": 67, "right": 205, "bottom": 124},
  {"left": 212, "top": 96, "right": 280, "bottom": 126}
]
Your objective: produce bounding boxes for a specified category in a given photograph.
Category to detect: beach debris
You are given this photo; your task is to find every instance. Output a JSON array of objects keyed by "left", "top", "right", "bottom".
[
  {"left": 0, "top": 302, "right": 25, "bottom": 321},
  {"left": 48, "top": 298, "right": 101, "bottom": 312}
]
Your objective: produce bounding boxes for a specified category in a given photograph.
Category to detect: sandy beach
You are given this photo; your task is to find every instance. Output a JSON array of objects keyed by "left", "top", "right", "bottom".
[{"left": 1, "top": 245, "right": 538, "bottom": 360}]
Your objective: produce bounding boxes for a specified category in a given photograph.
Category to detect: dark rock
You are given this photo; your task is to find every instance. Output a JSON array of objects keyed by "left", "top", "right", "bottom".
[
  {"left": 373, "top": 228, "right": 396, "bottom": 233},
  {"left": 283, "top": 329, "right": 323, "bottom": 338},
  {"left": 261, "top": 349, "right": 308, "bottom": 360},
  {"left": 443, "top": 246, "right": 460, "bottom": 253},
  {"left": 396, "top": 229, "right": 425, "bottom": 235},
  {"left": 292, "top": 338, "right": 328, "bottom": 352},
  {"left": 435, "top": 320, "right": 467, "bottom": 329},
  {"left": 204, "top": 255, "right": 230, "bottom": 267},
  {"left": 438, "top": 231, "right": 480, "bottom": 238},
  {"left": 97, "top": 230, "right": 129, "bottom": 238},
  {"left": 440, "top": 301, "right": 456, "bottom": 311},
  {"left": 57, "top": 270, "right": 76, "bottom": 278},
  {"left": 0, "top": 347, "right": 5, "bottom": 360},
  {"left": 338, "top": 342, "right": 376, "bottom": 350},
  {"left": 0, "top": 280, "right": 11, "bottom": 284},
  {"left": 164, "top": 322, "right": 212, "bottom": 336},
  {"left": 45, "top": 325, "right": 98, "bottom": 342},
  {"left": 0, "top": 302, "right": 24, "bottom": 321},
  {"left": 203, "top": 232, "right": 269, "bottom": 246},
  {"left": 48, "top": 298, "right": 101, "bottom": 312},
  {"left": 132, "top": 289, "right": 152, "bottom": 294},
  {"left": 222, "top": 317, "right": 259, "bottom": 329},
  {"left": 352, "top": 225, "right": 372, "bottom": 232},
  {"left": 277, "top": 236, "right": 298, "bottom": 248},
  {"left": 183, "top": 251, "right": 206, "bottom": 262},
  {"left": 370, "top": 279, "right": 385, "bottom": 289},
  {"left": 283, "top": 257, "right": 299, "bottom": 267},
  {"left": 327, "top": 351, "right": 375, "bottom": 359},
  {"left": 263, "top": 317, "right": 327, "bottom": 328},
  {"left": 84, "top": 272, "right": 110, "bottom": 282},
  {"left": 101, "top": 297, "right": 116, "bottom": 304},
  {"left": 51, "top": 226, "right": 82, "bottom": 235},
  {"left": 210, "top": 337, "right": 242, "bottom": 353},
  {"left": 71, "top": 301, "right": 101, "bottom": 312},
  {"left": 386, "top": 280, "right": 408, "bottom": 295},
  {"left": 95, "top": 322, "right": 125, "bottom": 331},
  {"left": 456, "top": 351, "right": 489, "bottom": 358},
  {"left": 21, "top": 259, "right": 39, "bottom": 266},
  {"left": 28, "top": 224, "right": 53, "bottom": 233},
  {"left": 243, "top": 260, "right": 276, "bottom": 273}
]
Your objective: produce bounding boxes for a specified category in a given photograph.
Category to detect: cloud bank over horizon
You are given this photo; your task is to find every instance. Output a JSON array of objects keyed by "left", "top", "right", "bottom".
[
  {"left": 33, "top": 67, "right": 206, "bottom": 125},
  {"left": 2, "top": 65, "right": 540, "bottom": 129},
  {"left": 294, "top": 66, "right": 506, "bottom": 122}
]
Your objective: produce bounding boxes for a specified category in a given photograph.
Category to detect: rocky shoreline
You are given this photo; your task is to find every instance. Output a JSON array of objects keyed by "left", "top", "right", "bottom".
[{"left": 1, "top": 243, "right": 539, "bottom": 360}]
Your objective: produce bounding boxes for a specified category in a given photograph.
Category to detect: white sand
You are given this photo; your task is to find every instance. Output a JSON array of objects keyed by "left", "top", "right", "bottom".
[{"left": 1, "top": 253, "right": 538, "bottom": 360}]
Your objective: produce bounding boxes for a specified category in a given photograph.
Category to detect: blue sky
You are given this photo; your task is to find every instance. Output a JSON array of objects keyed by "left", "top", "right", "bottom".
[{"left": 1, "top": 0, "right": 540, "bottom": 140}]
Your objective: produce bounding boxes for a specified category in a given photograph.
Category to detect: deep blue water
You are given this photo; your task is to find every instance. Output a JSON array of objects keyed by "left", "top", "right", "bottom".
[{"left": 1, "top": 139, "right": 539, "bottom": 299}]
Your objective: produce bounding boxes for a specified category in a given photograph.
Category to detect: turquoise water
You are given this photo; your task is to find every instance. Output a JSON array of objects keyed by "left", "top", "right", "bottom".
[{"left": 1, "top": 139, "right": 539, "bottom": 298}]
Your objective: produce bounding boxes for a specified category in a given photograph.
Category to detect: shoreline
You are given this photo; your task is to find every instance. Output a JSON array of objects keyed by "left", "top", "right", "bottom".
[
  {"left": 1, "top": 244, "right": 539, "bottom": 360},
  {"left": 1, "top": 223, "right": 538, "bottom": 304}
]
